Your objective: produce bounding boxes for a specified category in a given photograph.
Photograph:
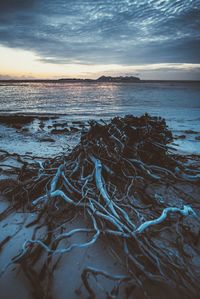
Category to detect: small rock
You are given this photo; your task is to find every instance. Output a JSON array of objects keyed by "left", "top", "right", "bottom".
[
  {"left": 178, "top": 135, "right": 186, "bottom": 139},
  {"left": 70, "top": 127, "right": 79, "bottom": 133},
  {"left": 195, "top": 136, "right": 200, "bottom": 141},
  {"left": 40, "top": 137, "right": 55, "bottom": 142},
  {"left": 21, "top": 127, "right": 29, "bottom": 132},
  {"left": 51, "top": 128, "right": 69, "bottom": 134}
]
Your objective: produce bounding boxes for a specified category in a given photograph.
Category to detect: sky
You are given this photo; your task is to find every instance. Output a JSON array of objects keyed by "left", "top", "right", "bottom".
[{"left": 0, "top": 0, "right": 200, "bottom": 80}]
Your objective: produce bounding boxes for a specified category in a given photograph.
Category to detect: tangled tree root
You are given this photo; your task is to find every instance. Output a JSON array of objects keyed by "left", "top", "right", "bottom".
[{"left": 1, "top": 114, "right": 200, "bottom": 299}]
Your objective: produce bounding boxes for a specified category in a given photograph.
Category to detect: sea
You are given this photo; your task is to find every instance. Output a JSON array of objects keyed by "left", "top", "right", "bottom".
[{"left": 0, "top": 81, "right": 200, "bottom": 154}]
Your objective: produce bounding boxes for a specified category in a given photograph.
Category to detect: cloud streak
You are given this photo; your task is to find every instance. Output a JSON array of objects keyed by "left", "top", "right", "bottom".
[{"left": 0, "top": 0, "right": 199, "bottom": 68}]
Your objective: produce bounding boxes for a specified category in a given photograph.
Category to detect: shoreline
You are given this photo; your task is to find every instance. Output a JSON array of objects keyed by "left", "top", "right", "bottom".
[
  {"left": 0, "top": 112, "right": 199, "bottom": 157},
  {"left": 0, "top": 113, "right": 88, "bottom": 158}
]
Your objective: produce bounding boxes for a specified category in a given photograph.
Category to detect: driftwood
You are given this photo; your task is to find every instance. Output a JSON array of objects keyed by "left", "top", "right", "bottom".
[{"left": 0, "top": 114, "right": 200, "bottom": 299}]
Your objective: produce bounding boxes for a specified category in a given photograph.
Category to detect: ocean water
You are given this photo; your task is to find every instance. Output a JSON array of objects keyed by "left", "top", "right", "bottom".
[{"left": 0, "top": 81, "right": 200, "bottom": 153}]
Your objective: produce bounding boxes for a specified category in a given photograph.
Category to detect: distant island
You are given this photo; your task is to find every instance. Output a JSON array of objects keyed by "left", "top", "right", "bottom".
[
  {"left": 0, "top": 75, "right": 141, "bottom": 83},
  {"left": 59, "top": 75, "right": 141, "bottom": 83}
]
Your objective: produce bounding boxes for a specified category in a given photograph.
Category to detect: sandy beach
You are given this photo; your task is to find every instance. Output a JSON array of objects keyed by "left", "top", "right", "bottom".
[{"left": 0, "top": 112, "right": 200, "bottom": 299}]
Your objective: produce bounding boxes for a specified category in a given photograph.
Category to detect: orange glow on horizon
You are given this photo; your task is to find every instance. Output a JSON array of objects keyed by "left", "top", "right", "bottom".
[{"left": 0, "top": 45, "right": 199, "bottom": 80}]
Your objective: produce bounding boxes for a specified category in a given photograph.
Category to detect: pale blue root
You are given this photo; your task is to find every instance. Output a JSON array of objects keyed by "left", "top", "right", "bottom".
[{"left": 136, "top": 205, "right": 196, "bottom": 234}]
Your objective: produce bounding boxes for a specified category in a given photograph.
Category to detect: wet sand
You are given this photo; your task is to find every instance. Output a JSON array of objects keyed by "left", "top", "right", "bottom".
[
  {"left": 0, "top": 114, "right": 90, "bottom": 157},
  {"left": 0, "top": 114, "right": 200, "bottom": 299},
  {"left": 0, "top": 195, "right": 130, "bottom": 299}
]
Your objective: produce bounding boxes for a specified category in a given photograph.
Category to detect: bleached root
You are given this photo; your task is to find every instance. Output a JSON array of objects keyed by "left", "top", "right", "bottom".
[{"left": 2, "top": 114, "right": 200, "bottom": 298}]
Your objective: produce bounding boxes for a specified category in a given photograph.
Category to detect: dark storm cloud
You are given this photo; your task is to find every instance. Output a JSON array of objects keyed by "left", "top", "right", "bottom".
[
  {"left": 0, "top": 0, "right": 200, "bottom": 65},
  {"left": 0, "top": 0, "right": 36, "bottom": 12}
]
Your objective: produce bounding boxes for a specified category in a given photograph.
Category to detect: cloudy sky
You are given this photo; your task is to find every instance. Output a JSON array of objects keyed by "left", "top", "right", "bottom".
[{"left": 0, "top": 0, "right": 200, "bottom": 79}]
